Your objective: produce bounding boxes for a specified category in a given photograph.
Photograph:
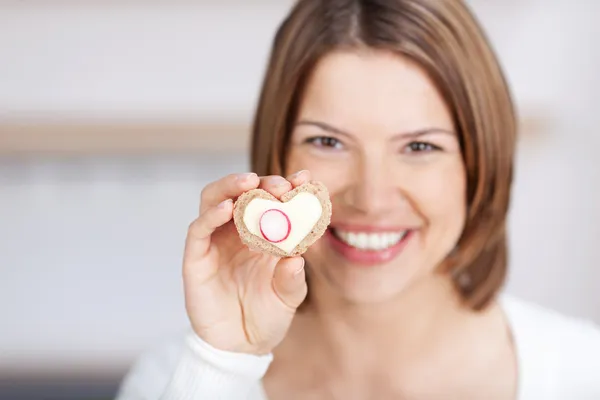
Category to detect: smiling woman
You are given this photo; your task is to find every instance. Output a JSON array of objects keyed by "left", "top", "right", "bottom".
[{"left": 116, "top": 1, "right": 600, "bottom": 399}]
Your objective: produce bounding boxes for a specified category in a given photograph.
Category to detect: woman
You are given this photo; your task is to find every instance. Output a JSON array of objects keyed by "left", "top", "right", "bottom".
[{"left": 117, "top": 0, "right": 600, "bottom": 399}]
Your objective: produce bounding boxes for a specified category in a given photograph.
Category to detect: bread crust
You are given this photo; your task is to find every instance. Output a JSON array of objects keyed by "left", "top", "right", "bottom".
[{"left": 233, "top": 180, "right": 332, "bottom": 257}]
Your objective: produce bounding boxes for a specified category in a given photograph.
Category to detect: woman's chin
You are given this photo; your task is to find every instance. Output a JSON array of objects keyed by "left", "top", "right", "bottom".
[
  {"left": 305, "top": 240, "right": 423, "bottom": 305},
  {"left": 316, "top": 273, "right": 416, "bottom": 305}
]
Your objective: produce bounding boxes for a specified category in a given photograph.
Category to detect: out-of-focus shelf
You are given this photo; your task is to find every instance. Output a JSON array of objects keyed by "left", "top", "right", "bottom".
[
  {"left": 0, "top": 114, "right": 546, "bottom": 156},
  {"left": 0, "top": 121, "right": 251, "bottom": 156}
]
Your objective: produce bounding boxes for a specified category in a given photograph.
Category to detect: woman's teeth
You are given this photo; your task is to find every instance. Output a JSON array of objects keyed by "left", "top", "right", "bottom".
[{"left": 333, "top": 229, "right": 407, "bottom": 250}]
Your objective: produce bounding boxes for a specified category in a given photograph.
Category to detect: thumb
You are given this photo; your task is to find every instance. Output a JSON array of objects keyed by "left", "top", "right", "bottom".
[{"left": 272, "top": 256, "right": 308, "bottom": 310}]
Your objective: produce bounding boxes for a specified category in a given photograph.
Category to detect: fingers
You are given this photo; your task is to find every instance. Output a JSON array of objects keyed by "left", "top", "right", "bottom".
[
  {"left": 286, "top": 170, "right": 312, "bottom": 188},
  {"left": 258, "top": 175, "right": 292, "bottom": 199},
  {"left": 257, "top": 170, "right": 312, "bottom": 198},
  {"left": 184, "top": 198, "right": 234, "bottom": 266},
  {"left": 200, "top": 171, "right": 310, "bottom": 214},
  {"left": 272, "top": 257, "right": 308, "bottom": 310},
  {"left": 200, "top": 173, "right": 260, "bottom": 214}
]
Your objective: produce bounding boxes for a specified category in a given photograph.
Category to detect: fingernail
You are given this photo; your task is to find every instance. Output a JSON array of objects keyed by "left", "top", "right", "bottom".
[
  {"left": 270, "top": 176, "right": 290, "bottom": 187},
  {"left": 218, "top": 199, "right": 232, "bottom": 209},
  {"left": 294, "top": 258, "right": 305, "bottom": 277},
  {"left": 236, "top": 172, "right": 257, "bottom": 182},
  {"left": 289, "top": 170, "right": 307, "bottom": 181}
]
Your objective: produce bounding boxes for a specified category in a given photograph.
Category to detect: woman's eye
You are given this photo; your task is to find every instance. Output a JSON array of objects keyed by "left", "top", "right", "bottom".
[
  {"left": 306, "top": 136, "right": 343, "bottom": 149},
  {"left": 405, "top": 141, "right": 439, "bottom": 153}
]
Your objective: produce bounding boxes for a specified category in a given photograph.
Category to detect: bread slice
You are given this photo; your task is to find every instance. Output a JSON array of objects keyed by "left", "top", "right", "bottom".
[{"left": 233, "top": 180, "right": 332, "bottom": 257}]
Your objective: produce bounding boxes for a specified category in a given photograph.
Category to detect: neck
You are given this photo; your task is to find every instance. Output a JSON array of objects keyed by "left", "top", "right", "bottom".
[{"left": 298, "top": 273, "right": 471, "bottom": 373}]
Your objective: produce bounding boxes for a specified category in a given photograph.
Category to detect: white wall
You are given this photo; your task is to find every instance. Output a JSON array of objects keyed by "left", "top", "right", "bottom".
[
  {"left": 0, "top": 0, "right": 599, "bottom": 375},
  {"left": 0, "top": 154, "right": 250, "bottom": 373},
  {"left": 0, "top": 0, "right": 297, "bottom": 122}
]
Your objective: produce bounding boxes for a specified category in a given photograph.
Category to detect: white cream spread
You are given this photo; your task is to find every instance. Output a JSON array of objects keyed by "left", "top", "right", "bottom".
[{"left": 242, "top": 192, "right": 323, "bottom": 253}]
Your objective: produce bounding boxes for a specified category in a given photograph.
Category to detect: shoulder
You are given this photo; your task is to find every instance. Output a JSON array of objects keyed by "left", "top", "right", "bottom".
[
  {"left": 500, "top": 294, "right": 600, "bottom": 337},
  {"left": 499, "top": 294, "right": 600, "bottom": 399},
  {"left": 500, "top": 294, "right": 600, "bottom": 359}
]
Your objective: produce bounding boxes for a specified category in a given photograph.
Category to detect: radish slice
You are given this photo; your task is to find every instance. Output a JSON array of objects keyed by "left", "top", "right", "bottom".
[{"left": 259, "top": 209, "right": 291, "bottom": 243}]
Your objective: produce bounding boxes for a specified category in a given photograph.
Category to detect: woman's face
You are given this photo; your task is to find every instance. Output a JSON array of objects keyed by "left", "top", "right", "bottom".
[{"left": 286, "top": 49, "right": 467, "bottom": 304}]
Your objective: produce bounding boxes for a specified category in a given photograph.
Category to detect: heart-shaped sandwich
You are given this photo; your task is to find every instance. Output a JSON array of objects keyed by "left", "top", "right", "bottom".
[{"left": 233, "top": 180, "right": 332, "bottom": 257}]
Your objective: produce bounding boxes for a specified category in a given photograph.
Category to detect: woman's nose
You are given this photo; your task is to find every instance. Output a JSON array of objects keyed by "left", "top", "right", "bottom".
[{"left": 343, "top": 158, "right": 404, "bottom": 215}]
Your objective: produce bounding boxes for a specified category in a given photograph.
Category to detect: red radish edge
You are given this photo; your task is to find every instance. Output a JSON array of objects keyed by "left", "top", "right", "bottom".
[{"left": 259, "top": 209, "right": 291, "bottom": 243}]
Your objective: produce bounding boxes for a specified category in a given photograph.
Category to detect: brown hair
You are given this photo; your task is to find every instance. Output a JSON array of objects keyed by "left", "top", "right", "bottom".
[{"left": 250, "top": 0, "right": 517, "bottom": 311}]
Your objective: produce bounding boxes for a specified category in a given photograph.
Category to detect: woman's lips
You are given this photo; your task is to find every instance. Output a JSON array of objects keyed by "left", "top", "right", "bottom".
[{"left": 325, "top": 227, "right": 413, "bottom": 266}]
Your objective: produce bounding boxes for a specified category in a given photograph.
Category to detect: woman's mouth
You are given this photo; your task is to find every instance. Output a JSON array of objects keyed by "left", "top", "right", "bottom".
[
  {"left": 326, "top": 226, "right": 413, "bottom": 266},
  {"left": 332, "top": 229, "right": 407, "bottom": 250}
]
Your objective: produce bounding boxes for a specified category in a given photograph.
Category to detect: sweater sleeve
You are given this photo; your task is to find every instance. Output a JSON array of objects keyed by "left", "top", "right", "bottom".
[{"left": 115, "top": 330, "right": 272, "bottom": 400}]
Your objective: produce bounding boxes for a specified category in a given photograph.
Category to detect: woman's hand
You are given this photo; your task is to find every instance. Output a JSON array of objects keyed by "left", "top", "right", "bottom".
[{"left": 182, "top": 171, "right": 310, "bottom": 355}]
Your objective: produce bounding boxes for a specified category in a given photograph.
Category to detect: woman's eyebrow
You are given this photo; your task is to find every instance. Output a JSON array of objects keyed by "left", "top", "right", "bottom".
[
  {"left": 391, "top": 128, "right": 455, "bottom": 140},
  {"left": 294, "top": 120, "right": 353, "bottom": 139},
  {"left": 295, "top": 119, "right": 454, "bottom": 139}
]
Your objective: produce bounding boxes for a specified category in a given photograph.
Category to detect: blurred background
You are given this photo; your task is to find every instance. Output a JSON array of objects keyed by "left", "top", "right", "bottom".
[{"left": 0, "top": 0, "right": 599, "bottom": 398}]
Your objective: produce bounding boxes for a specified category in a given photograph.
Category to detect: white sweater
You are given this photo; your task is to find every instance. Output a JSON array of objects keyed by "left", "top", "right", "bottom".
[{"left": 115, "top": 295, "right": 600, "bottom": 400}]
